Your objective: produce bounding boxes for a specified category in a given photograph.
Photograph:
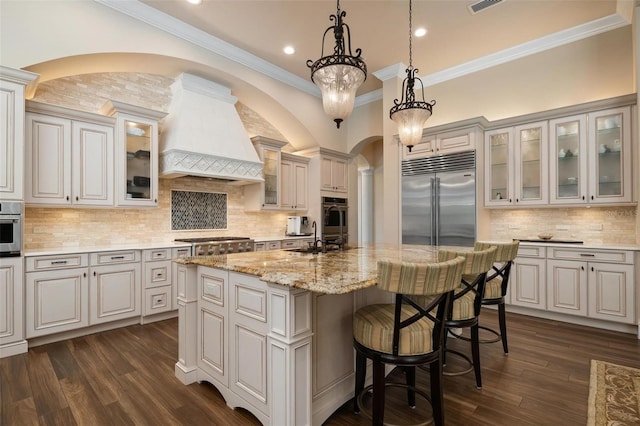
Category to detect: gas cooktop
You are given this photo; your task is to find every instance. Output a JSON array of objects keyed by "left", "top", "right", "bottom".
[{"left": 174, "top": 236, "right": 252, "bottom": 243}]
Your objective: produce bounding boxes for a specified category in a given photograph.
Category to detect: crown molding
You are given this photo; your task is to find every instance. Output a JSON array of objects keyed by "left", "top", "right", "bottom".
[
  {"left": 94, "top": 1, "right": 628, "bottom": 109},
  {"left": 420, "top": 13, "right": 629, "bottom": 87},
  {"left": 94, "top": 0, "right": 319, "bottom": 97}
]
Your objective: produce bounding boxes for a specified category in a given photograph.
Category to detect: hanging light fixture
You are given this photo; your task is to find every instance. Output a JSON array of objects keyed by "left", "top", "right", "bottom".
[
  {"left": 390, "top": 0, "right": 436, "bottom": 152},
  {"left": 307, "top": 0, "right": 367, "bottom": 129}
]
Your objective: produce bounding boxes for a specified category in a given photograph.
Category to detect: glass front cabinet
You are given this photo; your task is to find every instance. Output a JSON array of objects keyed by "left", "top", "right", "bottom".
[
  {"left": 550, "top": 106, "right": 631, "bottom": 205},
  {"left": 101, "top": 101, "right": 166, "bottom": 207},
  {"left": 484, "top": 121, "right": 547, "bottom": 207}
]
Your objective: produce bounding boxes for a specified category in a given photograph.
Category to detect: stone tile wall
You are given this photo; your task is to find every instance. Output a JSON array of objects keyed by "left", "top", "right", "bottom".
[{"left": 488, "top": 206, "right": 637, "bottom": 245}]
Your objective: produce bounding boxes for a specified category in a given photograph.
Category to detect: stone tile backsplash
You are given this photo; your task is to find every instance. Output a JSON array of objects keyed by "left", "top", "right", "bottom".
[
  {"left": 24, "top": 176, "right": 292, "bottom": 250},
  {"left": 488, "top": 206, "right": 637, "bottom": 245}
]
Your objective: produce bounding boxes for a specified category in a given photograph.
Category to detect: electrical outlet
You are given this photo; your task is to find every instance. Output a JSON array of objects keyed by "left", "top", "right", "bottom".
[
  {"left": 589, "top": 224, "right": 603, "bottom": 231},
  {"left": 556, "top": 225, "right": 569, "bottom": 231},
  {"left": 509, "top": 224, "right": 520, "bottom": 229}
]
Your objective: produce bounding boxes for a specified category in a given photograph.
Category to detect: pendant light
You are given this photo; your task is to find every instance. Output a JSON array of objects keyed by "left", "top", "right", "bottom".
[
  {"left": 307, "top": 0, "right": 367, "bottom": 129},
  {"left": 390, "top": 0, "right": 436, "bottom": 152}
]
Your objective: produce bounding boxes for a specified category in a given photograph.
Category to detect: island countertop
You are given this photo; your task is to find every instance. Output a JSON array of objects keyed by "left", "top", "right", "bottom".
[{"left": 176, "top": 243, "right": 444, "bottom": 294}]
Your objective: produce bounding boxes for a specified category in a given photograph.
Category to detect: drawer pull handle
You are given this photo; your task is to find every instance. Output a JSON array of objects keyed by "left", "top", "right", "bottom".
[
  {"left": 580, "top": 254, "right": 595, "bottom": 257},
  {"left": 51, "top": 260, "right": 68, "bottom": 265},
  {"left": 111, "top": 255, "right": 125, "bottom": 260}
]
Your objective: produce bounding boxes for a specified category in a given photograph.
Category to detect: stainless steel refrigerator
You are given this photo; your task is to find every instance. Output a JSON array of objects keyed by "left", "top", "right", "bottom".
[{"left": 402, "top": 150, "right": 476, "bottom": 247}]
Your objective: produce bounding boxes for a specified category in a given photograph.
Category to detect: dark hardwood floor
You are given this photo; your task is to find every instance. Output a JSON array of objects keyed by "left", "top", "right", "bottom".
[{"left": 1, "top": 309, "right": 639, "bottom": 425}]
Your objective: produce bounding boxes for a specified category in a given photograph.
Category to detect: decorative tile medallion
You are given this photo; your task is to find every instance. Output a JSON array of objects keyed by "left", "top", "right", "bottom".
[{"left": 171, "top": 190, "right": 227, "bottom": 230}]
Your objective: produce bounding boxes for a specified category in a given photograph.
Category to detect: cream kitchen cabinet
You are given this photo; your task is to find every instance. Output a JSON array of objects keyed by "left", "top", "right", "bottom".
[
  {"left": 0, "top": 67, "right": 37, "bottom": 200},
  {"left": 245, "top": 136, "right": 286, "bottom": 210},
  {"left": 320, "top": 154, "right": 348, "bottom": 193},
  {"left": 510, "top": 245, "right": 546, "bottom": 310},
  {"left": 254, "top": 240, "right": 282, "bottom": 251},
  {"left": 484, "top": 121, "right": 548, "bottom": 207},
  {"left": 402, "top": 127, "right": 477, "bottom": 160},
  {"left": 25, "top": 253, "right": 90, "bottom": 338},
  {"left": 548, "top": 247, "right": 635, "bottom": 324},
  {"left": 25, "top": 104, "right": 115, "bottom": 206},
  {"left": 549, "top": 107, "right": 632, "bottom": 205},
  {"left": 89, "top": 250, "right": 141, "bottom": 325},
  {"left": 141, "top": 248, "right": 173, "bottom": 320},
  {"left": 280, "top": 153, "right": 309, "bottom": 211},
  {"left": 101, "top": 101, "right": 166, "bottom": 207},
  {"left": 0, "top": 257, "right": 25, "bottom": 357}
]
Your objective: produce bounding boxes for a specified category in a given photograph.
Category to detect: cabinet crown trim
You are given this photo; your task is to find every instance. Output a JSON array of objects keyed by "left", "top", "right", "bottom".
[{"left": 26, "top": 100, "right": 116, "bottom": 125}]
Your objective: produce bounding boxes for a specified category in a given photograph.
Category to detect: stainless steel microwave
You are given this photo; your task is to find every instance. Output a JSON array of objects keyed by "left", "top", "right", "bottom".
[{"left": 0, "top": 201, "right": 22, "bottom": 257}]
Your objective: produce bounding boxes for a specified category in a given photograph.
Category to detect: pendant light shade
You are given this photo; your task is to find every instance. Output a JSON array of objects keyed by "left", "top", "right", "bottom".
[
  {"left": 390, "top": 0, "right": 435, "bottom": 152},
  {"left": 307, "top": 0, "right": 367, "bottom": 129}
]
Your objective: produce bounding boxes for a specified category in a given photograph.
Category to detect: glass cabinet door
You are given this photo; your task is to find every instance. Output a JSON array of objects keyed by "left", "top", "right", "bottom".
[
  {"left": 514, "top": 121, "right": 547, "bottom": 205},
  {"left": 484, "top": 128, "right": 513, "bottom": 206},
  {"left": 588, "top": 107, "right": 632, "bottom": 203},
  {"left": 262, "top": 147, "right": 279, "bottom": 207},
  {"left": 549, "top": 115, "right": 587, "bottom": 204},
  {"left": 124, "top": 120, "right": 153, "bottom": 203}
]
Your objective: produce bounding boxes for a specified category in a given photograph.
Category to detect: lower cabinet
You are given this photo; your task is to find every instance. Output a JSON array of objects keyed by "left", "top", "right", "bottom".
[
  {"left": 172, "top": 247, "right": 191, "bottom": 310},
  {"left": 26, "top": 254, "right": 90, "bottom": 338},
  {"left": 141, "top": 248, "right": 173, "bottom": 318},
  {"left": 0, "top": 257, "right": 25, "bottom": 350},
  {"left": 508, "top": 245, "right": 636, "bottom": 326},
  {"left": 510, "top": 246, "right": 547, "bottom": 310},
  {"left": 89, "top": 251, "right": 141, "bottom": 325}
]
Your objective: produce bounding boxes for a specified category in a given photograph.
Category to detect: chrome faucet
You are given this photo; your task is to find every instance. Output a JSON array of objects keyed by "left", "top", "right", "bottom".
[
  {"left": 325, "top": 205, "right": 345, "bottom": 250},
  {"left": 311, "top": 220, "right": 322, "bottom": 254}
]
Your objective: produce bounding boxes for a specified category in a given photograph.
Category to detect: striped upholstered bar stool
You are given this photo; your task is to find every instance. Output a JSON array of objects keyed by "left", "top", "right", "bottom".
[
  {"left": 474, "top": 240, "right": 520, "bottom": 354},
  {"left": 436, "top": 246, "right": 497, "bottom": 389},
  {"left": 353, "top": 256, "right": 466, "bottom": 426}
]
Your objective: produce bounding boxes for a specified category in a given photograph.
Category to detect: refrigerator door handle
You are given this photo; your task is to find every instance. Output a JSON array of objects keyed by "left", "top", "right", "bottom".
[{"left": 433, "top": 177, "right": 439, "bottom": 246}]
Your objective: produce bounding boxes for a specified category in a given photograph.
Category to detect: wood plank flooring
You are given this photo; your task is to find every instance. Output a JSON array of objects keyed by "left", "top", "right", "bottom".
[{"left": 1, "top": 310, "right": 639, "bottom": 425}]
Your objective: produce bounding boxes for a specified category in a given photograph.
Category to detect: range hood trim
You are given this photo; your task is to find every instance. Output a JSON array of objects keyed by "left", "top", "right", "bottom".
[{"left": 160, "top": 148, "right": 263, "bottom": 184}]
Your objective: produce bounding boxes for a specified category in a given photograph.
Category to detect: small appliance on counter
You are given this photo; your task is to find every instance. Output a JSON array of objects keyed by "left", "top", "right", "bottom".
[{"left": 286, "top": 216, "right": 312, "bottom": 236}]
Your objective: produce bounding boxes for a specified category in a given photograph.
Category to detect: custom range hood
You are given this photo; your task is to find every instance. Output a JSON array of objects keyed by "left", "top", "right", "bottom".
[{"left": 159, "top": 73, "right": 263, "bottom": 183}]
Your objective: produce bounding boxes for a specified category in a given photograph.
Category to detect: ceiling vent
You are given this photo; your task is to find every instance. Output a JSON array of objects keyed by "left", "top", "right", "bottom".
[{"left": 468, "top": 0, "right": 504, "bottom": 15}]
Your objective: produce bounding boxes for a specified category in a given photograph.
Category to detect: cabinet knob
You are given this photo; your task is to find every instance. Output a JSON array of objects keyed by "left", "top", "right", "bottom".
[
  {"left": 581, "top": 266, "right": 584, "bottom": 271},
  {"left": 75, "top": 196, "right": 79, "bottom": 201},
  {"left": 66, "top": 195, "right": 70, "bottom": 201},
  {"left": 590, "top": 195, "right": 594, "bottom": 200},
  {"left": 154, "top": 199, "right": 157, "bottom": 203},
  {"left": 582, "top": 195, "right": 586, "bottom": 200},
  {"left": 591, "top": 266, "right": 594, "bottom": 272},
  {"left": 84, "top": 272, "right": 87, "bottom": 277},
  {"left": 93, "top": 271, "right": 96, "bottom": 276}
]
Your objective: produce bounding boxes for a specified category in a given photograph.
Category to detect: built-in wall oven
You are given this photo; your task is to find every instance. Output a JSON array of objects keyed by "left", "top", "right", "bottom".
[
  {"left": 322, "top": 196, "right": 348, "bottom": 243},
  {"left": 0, "top": 201, "right": 22, "bottom": 257}
]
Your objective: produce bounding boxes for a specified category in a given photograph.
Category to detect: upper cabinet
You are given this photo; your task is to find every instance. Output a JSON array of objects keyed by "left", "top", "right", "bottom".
[
  {"left": 549, "top": 106, "right": 632, "bottom": 205},
  {"left": 320, "top": 154, "right": 348, "bottom": 193},
  {"left": 245, "top": 136, "right": 309, "bottom": 211},
  {"left": 485, "top": 96, "right": 635, "bottom": 209},
  {"left": 25, "top": 102, "right": 115, "bottom": 206},
  {"left": 101, "top": 101, "right": 167, "bottom": 207},
  {"left": 403, "top": 127, "right": 477, "bottom": 160},
  {"left": 0, "top": 67, "right": 38, "bottom": 201},
  {"left": 280, "top": 153, "right": 309, "bottom": 211},
  {"left": 485, "top": 121, "right": 548, "bottom": 207}
]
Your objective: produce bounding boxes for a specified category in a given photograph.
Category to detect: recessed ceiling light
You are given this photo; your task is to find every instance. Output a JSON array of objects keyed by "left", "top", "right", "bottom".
[
  {"left": 415, "top": 27, "right": 427, "bottom": 37},
  {"left": 187, "top": 0, "right": 202, "bottom": 5},
  {"left": 283, "top": 46, "right": 295, "bottom": 55}
]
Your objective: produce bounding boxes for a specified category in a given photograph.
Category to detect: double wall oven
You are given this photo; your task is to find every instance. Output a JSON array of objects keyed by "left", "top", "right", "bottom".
[
  {"left": 322, "top": 196, "right": 348, "bottom": 244},
  {"left": 0, "top": 201, "right": 22, "bottom": 257}
]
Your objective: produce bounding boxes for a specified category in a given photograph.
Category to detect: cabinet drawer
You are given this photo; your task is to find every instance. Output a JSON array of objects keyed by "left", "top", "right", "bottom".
[
  {"left": 517, "top": 246, "right": 546, "bottom": 258},
  {"left": 281, "top": 240, "right": 299, "bottom": 249},
  {"left": 26, "top": 253, "right": 89, "bottom": 272},
  {"left": 549, "top": 248, "right": 632, "bottom": 264},
  {"left": 266, "top": 241, "right": 281, "bottom": 250},
  {"left": 143, "top": 286, "right": 172, "bottom": 315},
  {"left": 90, "top": 250, "right": 140, "bottom": 265},
  {"left": 173, "top": 247, "right": 191, "bottom": 259},
  {"left": 144, "top": 260, "right": 172, "bottom": 288},
  {"left": 144, "top": 248, "right": 171, "bottom": 262}
]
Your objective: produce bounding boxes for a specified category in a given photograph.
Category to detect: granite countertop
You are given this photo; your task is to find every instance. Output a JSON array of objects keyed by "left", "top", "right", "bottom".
[{"left": 177, "top": 243, "right": 446, "bottom": 295}]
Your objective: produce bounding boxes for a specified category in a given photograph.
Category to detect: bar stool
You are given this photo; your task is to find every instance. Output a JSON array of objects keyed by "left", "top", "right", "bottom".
[
  {"left": 474, "top": 240, "right": 520, "bottom": 354},
  {"left": 353, "top": 256, "right": 466, "bottom": 426},
  {"left": 437, "top": 246, "right": 497, "bottom": 389}
]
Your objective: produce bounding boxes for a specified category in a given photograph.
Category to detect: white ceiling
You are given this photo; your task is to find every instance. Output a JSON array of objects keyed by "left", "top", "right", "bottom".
[{"left": 136, "top": 0, "right": 628, "bottom": 96}]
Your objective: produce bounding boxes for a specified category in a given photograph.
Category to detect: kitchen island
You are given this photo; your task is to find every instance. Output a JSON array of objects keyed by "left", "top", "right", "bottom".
[{"left": 173, "top": 244, "right": 443, "bottom": 426}]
